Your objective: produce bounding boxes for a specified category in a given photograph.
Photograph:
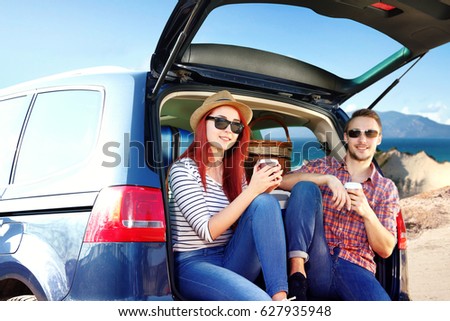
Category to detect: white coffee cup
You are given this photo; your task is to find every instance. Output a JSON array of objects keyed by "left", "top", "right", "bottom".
[
  {"left": 258, "top": 158, "right": 279, "bottom": 168},
  {"left": 344, "top": 182, "right": 362, "bottom": 190}
]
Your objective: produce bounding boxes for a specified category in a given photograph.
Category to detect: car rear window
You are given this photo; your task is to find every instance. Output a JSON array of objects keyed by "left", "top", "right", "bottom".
[{"left": 192, "top": 3, "right": 403, "bottom": 79}]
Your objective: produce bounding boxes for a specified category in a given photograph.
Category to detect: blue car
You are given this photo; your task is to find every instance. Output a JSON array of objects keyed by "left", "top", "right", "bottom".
[{"left": 1, "top": 0, "right": 449, "bottom": 301}]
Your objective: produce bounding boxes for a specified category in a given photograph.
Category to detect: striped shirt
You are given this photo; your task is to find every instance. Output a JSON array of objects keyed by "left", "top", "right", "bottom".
[
  {"left": 294, "top": 156, "right": 400, "bottom": 274},
  {"left": 168, "top": 158, "right": 233, "bottom": 252}
]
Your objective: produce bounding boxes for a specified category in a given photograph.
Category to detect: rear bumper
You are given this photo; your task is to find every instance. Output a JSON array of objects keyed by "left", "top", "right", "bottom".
[{"left": 66, "top": 242, "right": 171, "bottom": 300}]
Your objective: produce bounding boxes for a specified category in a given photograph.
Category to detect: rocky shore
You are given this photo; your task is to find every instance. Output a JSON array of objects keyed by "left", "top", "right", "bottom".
[
  {"left": 376, "top": 149, "right": 450, "bottom": 198},
  {"left": 375, "top": 148, "right": 450, "bottom": 238},
  {"left": 400, "top": 186, "right": 450, "bottom": 239}
]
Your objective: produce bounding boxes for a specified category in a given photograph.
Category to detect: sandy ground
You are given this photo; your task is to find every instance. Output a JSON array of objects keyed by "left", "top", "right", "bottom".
[
  {"left": 401, "top": 187, "right": 450, "bottom": 301},
  {"left": 375, "top": 150, "right": 450, "bottom": 301},
  {"left": 407, "top": 220, "right": 450, "bottom": 301}
]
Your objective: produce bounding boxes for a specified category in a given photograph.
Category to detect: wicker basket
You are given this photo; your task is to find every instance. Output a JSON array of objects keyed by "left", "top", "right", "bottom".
[{"left": 244, "top": 116, "right": 292, "bottom": 180}]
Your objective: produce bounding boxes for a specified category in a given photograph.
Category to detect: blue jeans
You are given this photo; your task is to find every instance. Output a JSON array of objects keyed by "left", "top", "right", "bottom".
[
  {"left": 174, "top": 194, "right": 288, "bottom": 301},
  {"left": 284, "top": 181, "right": 391, "bottom": 301}
]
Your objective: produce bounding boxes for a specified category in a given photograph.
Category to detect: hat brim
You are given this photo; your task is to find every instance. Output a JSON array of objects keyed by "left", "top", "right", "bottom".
[{"left": 190, "top": 100, "right": 253, "bottom": 131}]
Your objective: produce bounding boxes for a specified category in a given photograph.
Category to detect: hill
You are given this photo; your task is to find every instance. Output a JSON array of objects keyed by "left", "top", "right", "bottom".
[
  {"left": 375, "top": 149, "right": 450, "bottom": 198},
  {"left": 378, "top": 111, "right": 450, "bottom": 138}
]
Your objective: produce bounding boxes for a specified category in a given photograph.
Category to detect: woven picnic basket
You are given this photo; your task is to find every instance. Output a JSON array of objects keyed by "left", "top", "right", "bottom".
[{"left": 244, "top": 116, "right": 292, "bottom": 180}]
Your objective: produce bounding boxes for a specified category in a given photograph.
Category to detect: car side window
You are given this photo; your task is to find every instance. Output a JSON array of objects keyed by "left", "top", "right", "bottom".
[
  {"left": 13, "top": 90, "right": 103, "bottom": 184},
  {"left": 0, "top": 96, "right": 31, "bottom": 187}
]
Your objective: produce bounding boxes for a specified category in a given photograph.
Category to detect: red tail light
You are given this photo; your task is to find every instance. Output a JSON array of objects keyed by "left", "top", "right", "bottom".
[
  {"left": 84, "top": 186, "right": 166, "bottom": 243},
  {"left": 396, "top": 210, "right": 408, "bottom": 250}
]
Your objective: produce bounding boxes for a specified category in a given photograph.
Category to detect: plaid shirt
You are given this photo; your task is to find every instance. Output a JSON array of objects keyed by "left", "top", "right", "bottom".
[{"left": 295, "top": 156, "right": 400, "bottom": 274}]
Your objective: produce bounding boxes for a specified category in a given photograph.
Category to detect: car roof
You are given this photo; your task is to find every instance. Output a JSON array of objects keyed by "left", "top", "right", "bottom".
[{"left": 151, "top": 0, "right": 450, "bottom": 104}]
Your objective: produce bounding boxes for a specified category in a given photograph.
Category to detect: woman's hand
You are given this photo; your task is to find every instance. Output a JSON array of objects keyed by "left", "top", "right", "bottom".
[{"left": 248, "top": 161, "right": 283, "bottom": 194}]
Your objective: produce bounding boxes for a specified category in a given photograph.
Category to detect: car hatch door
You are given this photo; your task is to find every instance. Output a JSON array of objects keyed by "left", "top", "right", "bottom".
[{"left": 151, "top": 0, "right": 450, "bottom": 104}]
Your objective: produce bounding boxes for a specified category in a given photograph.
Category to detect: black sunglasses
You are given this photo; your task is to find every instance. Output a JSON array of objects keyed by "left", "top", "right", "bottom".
[
  {"left": 206, "top": 116, "right": 244, "bottom": 134},
  {"left": 347, "top": 129, "right": 379, "bottom": 138}
]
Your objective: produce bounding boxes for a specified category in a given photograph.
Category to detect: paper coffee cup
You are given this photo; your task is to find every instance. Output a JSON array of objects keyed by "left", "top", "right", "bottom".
[
  {"left": 258, "top": 159, "right": 279, "bottom": 168},
  {"left": 344, "top": 182, "right": 362, "bottom": 190}
]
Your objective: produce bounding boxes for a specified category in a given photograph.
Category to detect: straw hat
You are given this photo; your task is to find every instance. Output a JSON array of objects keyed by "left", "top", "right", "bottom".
[{"left": 189, "top": 90, "right": 253, "bottom": 131}]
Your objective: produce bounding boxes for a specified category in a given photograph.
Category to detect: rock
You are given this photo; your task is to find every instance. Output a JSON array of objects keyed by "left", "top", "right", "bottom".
[{"left": 375, "top": 149, "right": 450, "bottom": 198}]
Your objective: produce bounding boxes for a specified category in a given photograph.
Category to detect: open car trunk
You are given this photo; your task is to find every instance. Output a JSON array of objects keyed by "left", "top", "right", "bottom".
[
  {"left": 154, "top": 86, "right": 408, "bottom": 300},
  {"left": 150, "top": 0, "right": 449, "bottom": 301}
]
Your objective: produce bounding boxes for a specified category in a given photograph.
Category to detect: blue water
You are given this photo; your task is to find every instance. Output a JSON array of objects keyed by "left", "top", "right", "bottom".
[
  {"left": 289, "top": 137, "right": 450, "bottom": 167},
  {"left": 290, "top": 138, "right": 325, "bottom": 168},
  {"left": 378, "top": 138, "right": 450, "bottom": 163}
]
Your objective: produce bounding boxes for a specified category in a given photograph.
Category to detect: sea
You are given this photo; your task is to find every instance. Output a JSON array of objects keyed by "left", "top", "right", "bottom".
[
  {"left": 378, "top": 138, "right": 450, "bottom": 163},
  {"left": 289, "top": 137, "right": 450, "bottom": 168}
]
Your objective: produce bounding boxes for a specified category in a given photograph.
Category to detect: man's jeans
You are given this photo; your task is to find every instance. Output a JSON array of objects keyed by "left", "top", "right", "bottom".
[
  {"left": 175, "top": 193, "right": 288, "bottom": 301},
  {"left": 284, "top": 181, "right": 391, "bottom": 301}
]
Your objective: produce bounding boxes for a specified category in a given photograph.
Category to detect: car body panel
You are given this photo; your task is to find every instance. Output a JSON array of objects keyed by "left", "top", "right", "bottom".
[
  {"left": 0, "top": 69, "right": 169, "bottom": 301},
  {"left": 67, "top": 243, "right": 171, "bottom": 301}
]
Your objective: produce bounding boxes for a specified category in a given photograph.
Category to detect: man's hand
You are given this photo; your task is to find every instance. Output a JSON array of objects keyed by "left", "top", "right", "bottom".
[
  {"left": 326, "top": 175, "right": 351, "bottom": 211},
  {"left": 347, "top": 188, "right": 372, "bottom": 218}
]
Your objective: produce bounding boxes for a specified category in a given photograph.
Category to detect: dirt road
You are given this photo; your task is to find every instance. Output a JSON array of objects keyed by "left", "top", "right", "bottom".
[{"left": 407, "top": 217, "right": 450, "bottom": 300}]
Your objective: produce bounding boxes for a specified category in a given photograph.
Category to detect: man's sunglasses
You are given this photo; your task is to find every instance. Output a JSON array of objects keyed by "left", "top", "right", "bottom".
[
  {"left": 347, "top": 129, "right": 379, "bottom": 138},
  {"left": 206, "top": 116, "right": 244, "bottom": 134}
]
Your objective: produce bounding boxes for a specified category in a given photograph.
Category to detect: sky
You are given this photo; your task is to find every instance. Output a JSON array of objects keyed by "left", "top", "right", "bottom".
[{"left": 1, "top": 0, "right": 449, "bottom": 124}]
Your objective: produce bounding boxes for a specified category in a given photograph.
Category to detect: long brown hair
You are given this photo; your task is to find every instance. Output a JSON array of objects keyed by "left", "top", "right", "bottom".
[{"left": 178, "top": 107, "right": 251, "bottom": 202}]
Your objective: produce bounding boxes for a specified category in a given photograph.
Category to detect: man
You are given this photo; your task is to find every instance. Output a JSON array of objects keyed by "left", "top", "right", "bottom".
[{"left": 280, "top": 109, "right": 400, "bottom": 301}]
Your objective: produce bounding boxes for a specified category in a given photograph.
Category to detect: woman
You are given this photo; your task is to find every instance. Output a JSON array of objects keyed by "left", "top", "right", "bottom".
[{"left": 168, "top": 90, "right": 288, "bottom": 300}]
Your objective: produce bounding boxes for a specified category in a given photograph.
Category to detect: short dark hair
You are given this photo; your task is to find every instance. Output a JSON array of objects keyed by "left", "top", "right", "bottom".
[{"left": 344, "top": 109, "right": 382, "bottom": 133}]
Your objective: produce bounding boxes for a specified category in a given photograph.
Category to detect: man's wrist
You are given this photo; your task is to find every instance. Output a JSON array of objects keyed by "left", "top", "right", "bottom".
[{"left": 324, "top": 174, "right": 336, "bottom": 186}]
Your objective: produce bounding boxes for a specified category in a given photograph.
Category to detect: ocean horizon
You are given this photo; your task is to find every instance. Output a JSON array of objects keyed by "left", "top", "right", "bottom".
[
  {"left": 378, "top": 138, "right": 450, "bottom": 163},
  {"left": 289, "top": 137, "right": 450, "bottom": 167}
]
